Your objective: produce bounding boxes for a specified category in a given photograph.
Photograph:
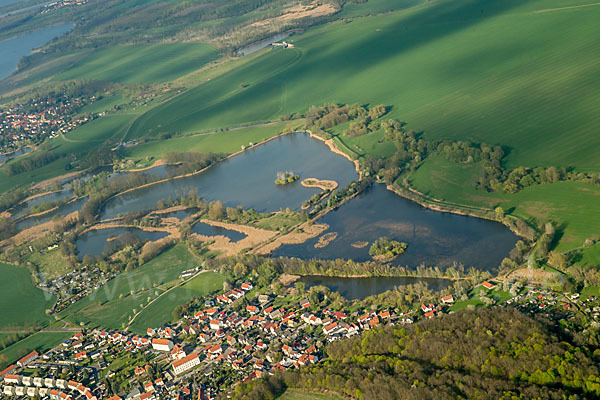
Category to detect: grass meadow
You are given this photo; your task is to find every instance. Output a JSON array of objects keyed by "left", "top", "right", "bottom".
[
  {"left": 129, "top": 271, "right": 225, "bottom": 335},
  {"left": 54, "top": 43, "right": 219, "bottom": 83},
  {"left": 123, "top": 121, "right": 296, "bottom": 161},
  {"left": 0, "top": 262, "right": 55, "bottom": 329},
  {"left": 59, "top": 244, "right": 198, "bottom": 329}
]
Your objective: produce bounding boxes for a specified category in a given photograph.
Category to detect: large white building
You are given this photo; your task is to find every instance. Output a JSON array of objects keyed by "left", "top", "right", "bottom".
[
  {"left": 172, "top": 353, "right": 200, "bottom": 375},
  {"left": 151, "top": 339, "right": 174, "bottom": 352}
]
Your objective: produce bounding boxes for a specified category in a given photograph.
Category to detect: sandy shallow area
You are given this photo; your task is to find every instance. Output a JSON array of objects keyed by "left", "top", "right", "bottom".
[
  {"left": 192, "top": 219, "right": 278, "bottom": 256},
  {"left": 253, "top": 222, "right": 329, "bottom": 255},
  {"left": 301, "top": 178, "right": 338, "bottom": 191}
]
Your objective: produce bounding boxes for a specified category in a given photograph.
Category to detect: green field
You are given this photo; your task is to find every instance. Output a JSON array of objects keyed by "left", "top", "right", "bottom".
[
  {"left": 129, "top": 271, "right": 225, "bottom": 335},
  {"left": 408, "top": 154, "right": 600, "bottom": 252},
  {"left": 59, "top": 244, "right": 198, "bottom": 329},
  {"left": 55, "top": 43, "right": 219, "bottom": 83},
  {"left": 0, "top": 332, "right": 71, "bottom": 368},
  {"left": 277, "top": 389, "right": 343, "bottom": 400},
  {"left": 125, "top": 0, "right": 600, "bottom": 171},
  {"left": 123, "top": 121, "right": 296, "bottom": 160},
  {"left": 576, "top": 244, "right": 600, "bottom": 268},
  {"left": 0, "top": 263, "right": 55, "bottom": 329}
]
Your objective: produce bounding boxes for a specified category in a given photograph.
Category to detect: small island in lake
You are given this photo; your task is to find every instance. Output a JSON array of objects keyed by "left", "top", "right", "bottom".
[
  {"left": 275, "top": 170, "right": 300, "bottom": 185},
  {"left": 301, "top": 178, "right": 338, "bottom": 191},
  {"left": 369, "top": 236, "right": 408, "bottom": 262}
]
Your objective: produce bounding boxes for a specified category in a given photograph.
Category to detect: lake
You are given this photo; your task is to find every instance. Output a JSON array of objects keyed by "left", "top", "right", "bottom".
[
  {"left": 191, "top": 221, "right": 247, "bottom": 242},
  {"left": 0, "top": 23, "right": 72, "bottom": 80},
  {"left": 75, "top": 227, "right": 169, "bottom": 259},
  {"left": 273, "top": 184, "right": 518, "bottom": 270},
  {"left": 300, "top": 275, "right": 452, "bottom": 300},
  {"left": 100, "top": 132, "right": 359, "bottom": 219}
]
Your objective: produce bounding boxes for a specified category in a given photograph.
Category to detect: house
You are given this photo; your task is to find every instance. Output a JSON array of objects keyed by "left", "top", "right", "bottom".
[
  {"left": 209, "top": 319, "right": 221, "bottom": 330},
  {"left": 75, "top": 351, "right": 87, "bottom": 360},
  {"left": 424, "top": 311, "right": 435, "bottom": 318},
  {"left": 241, "top": 282, "right": 253, "bottom": 291},
  {"left": 300, "top": 299, "right": 310, "bottom": 309},
  {"left": 246, "top": 305, "right": 258, "bottom": 314},
  {"left": 171, "top": 345, "right": 186, "bottom": 361},
  {"left": 147, "top": 328, "right": 155, "bottom": 336},
  {"left": 0, "top": 365, "right": 16, "bottom": 378},
  {"left": 17, "top": 350, "right": 38, "bottom": 367},
  {"left": 172, "top": 353, "right": 200, "bottom": 375},
  {"left": 421, "top": 303, "right": 434, "bottom": 313},
  {"left": 441, "top": 294, "right": 454, "bottom": 304},
  {"left": 482, "top": 281, "right": 496, "bottom": 290},
  {"left": 4, "top": 374, "right": 21, "bottom": 384},
  {"left": 151, "top": 339, "right": 174, "bottom": 352},
  {"left": 323, "top": 322, "right": 338, "bottom": 335}
]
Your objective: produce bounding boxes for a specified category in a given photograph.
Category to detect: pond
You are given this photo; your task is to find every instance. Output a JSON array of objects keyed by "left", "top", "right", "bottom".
[
  {"left": 237, "top": 32, "right": 291, "bottom": 56},
  {"left": 100, "top": 132, "right": 359, "bottom": 220},
  {"left": 299, "top": 275, "right": 452, "bottom": 300},
  {"left": 75, "top": 227, "right": 169, "bottom": 259},
  {"left": 0, "top": 147, "right": 31, "bottom": 164},
  {"left": 16, "top": 196, "right": 87, "bottom": 230},
  {"left": 191, "top": 221, "right": 247, "bottom": 243},
  {"left": 157, "top": 209, "right": 196, "bottom": 221},
  {"left": 11, "top": 189, "right": 75, "bottom": 219},
  {"left": 0, "top": 23, "right": 72, "bottom": 80},
  {"left": 273, "top": 184, "right": 518, "bottom": 271}
]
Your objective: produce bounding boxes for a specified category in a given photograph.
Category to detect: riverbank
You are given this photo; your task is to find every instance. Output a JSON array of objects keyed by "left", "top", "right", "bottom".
[
  {"left": 307, "top": 130, "right": 362, "bottom": 179},
  {"left": 388, "top": 181, "right": 530, "bottom": 240}
]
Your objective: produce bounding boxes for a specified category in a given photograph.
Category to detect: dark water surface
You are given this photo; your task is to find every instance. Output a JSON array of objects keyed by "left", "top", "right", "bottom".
[
  {"left": 100, "top": 133, "right": 359, "bottom": 219},
  {"left": 75, "top": 227, "right": 168, "bottom": 258},
  {"left": 300, "top": 275, "right": 453, "bottom": 300},
  {"left": 191, "top": 221, "right": 247, "bottom": 242},
  {"left": 0, "top": 23, "right": 72, "bottom": 79},
  {"left": 274, "top": 184, "right": 518, "bottom": 270},
  {"left": 16, "top": 196, "right": 88, "bottom": 230}
]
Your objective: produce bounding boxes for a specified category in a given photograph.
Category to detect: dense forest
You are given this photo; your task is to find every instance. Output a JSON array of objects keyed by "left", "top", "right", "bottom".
[{"left": 234, "top": 308, "right": 600, "bottom": 399}]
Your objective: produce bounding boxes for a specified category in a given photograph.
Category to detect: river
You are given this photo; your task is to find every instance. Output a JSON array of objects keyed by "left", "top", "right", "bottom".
[{"left": 0, "top": 23, "right": 72, "bottom": 80}]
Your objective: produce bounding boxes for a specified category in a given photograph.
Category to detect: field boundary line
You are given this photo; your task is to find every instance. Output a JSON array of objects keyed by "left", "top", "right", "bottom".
[{"left": 533, "top": 2, "right": 600, "bottom": 13}]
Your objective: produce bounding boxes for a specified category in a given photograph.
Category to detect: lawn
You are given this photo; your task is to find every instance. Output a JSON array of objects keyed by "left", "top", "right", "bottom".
[
  {"left": 54, "top": 43, "right": 219, "bottom": 83},
  {"left": 128, "top": 271, "right": 225, "bottom": 335},
  {"left": 408, "top": 154, "right": 600, "bottom": 252},
  {"left": 0, "top": 262, "right": 55, "bottom": 329},
  {"left": 125, "top": 0, "right": 600, "bottom": 171},
  {"left": 0, "top": 332, "right": 71, "bottom": 369},
  {"left": 277, "top": 389, "right": 343, "bottom": 400},
  {"left": 26, "top": 249, "right": 72, "bottom": 280},
  {"left": 59, "top": 244, "right": 198, "bottom": 329}
]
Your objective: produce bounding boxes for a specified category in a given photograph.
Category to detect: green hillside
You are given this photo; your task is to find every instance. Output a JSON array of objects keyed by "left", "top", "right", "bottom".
[
  {"left": 127, "top": 0, "right": 600, "bottom": 170},
  {"left": 55, "top": 43, "right": 219, "bottom": 83}
]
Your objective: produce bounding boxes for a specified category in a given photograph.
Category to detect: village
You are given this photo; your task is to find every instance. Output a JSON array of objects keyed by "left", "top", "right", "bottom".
[
  {"left": 2, "top": 266, "right": 598, "bottom": 400},
  {"left": 0, "top": 95, "right": 93, "bottom": 155}
]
